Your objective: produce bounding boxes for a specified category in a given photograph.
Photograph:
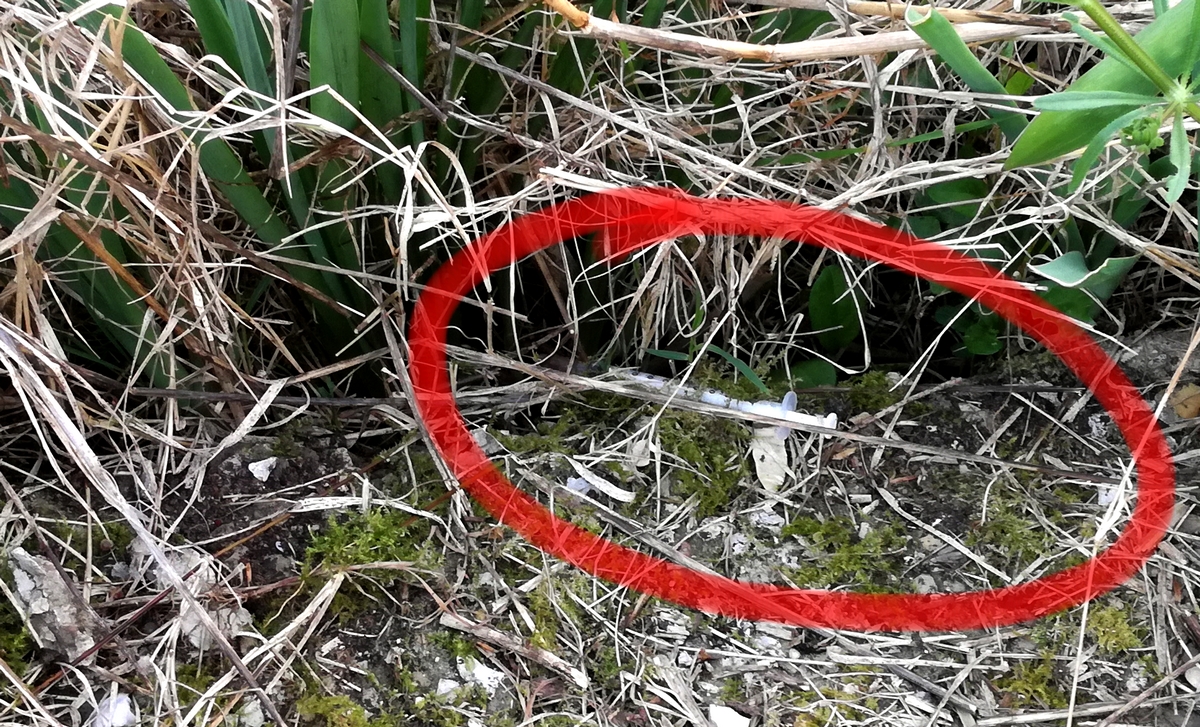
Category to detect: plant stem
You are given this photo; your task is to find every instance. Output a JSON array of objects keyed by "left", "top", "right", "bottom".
[{"left": 1073, "top": 0, "right": 1200, "bottom": 123}]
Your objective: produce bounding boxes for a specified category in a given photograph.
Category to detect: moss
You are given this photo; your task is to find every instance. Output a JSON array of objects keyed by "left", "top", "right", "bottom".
[
  {"left": 782, "top": 516, "right": 908, "bottom": 592},
  {"left": 303, "top": 507, "right": 436, "bottom": 620},
  {"left": 966, "top": 491, "right": 1052, "bottom": 571},
  {"left": 719, "top": 677, "right": 747, "bottom": 703},
  {"left": 848, "top": 370, "right": 901, "bottom": 412},
  {"left": 431, "top": 632, "right": 478, "bottom": 660},
  {"left": 296, "top": 694, "right": 379, "bottom": 727},
  {"left": 0, "top": 588, "right": 32, "bottom": 677},
  {"left": 175, "top": 663, "right": 218, "bottom": 709},
  {"left": 789, "top": 687, "right": 876, "bottom": 725},
  {"left": 1086, "top": 604, "right": 1143, "bottom": 653},
  {"left": 995, "top": 658, "right": 1067, "bottom": 709},
  {"left": 590, "top": 645, "right": 623, "bottom": 688},
  {"left": 657, "top": 410, "right": 750, "bottom": 519},
  {"left": 527, "top": 583, "right": 559, "bottom": 650},
  {"left": 305, "top": 509, "right": 430, "bottom": 570}
]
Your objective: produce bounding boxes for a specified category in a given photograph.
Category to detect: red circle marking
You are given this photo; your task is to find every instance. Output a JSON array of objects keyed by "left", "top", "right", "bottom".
[{"left": 408, "top": 188, "right": 1174, "bottom": 631}]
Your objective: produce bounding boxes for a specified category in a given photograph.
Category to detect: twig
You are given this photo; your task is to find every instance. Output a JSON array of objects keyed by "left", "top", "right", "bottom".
[{"left": 542, "top": 0, "right": 1055, "bottom": 62}]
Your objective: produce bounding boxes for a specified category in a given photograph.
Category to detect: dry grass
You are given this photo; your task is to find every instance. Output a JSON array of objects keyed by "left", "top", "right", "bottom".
[{"left": 1, "top": 1, "right": 1199, "bottom": 726}]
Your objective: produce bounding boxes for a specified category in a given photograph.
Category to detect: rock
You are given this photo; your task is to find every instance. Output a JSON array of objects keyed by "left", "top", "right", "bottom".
[{"left": 6, "top": 547, "right": 100, "bottom": 662}]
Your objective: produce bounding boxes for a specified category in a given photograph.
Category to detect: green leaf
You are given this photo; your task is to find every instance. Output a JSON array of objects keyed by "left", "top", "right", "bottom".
[
  {"left": 1166, "top": 113, "right": 1192, "bottom": 203},
  {"left": 1006, "top": 0, "right": 1198, "bottom": 168},
  {"left": 397, "top": 0, "right": 431, "bottom": 146},
  {"left": 1069, "top": 106, "right": 1154, "bottom": 192},
  {"left": 1064, "top": 13, "right": 1141, "bottom": 73},
  {"left": 309, "top": 0, "right": 361, "bottom": 129},
  {"left": 1028, "top": 250, "right": 1139, "bottom": 301},
  {"left": 809, "top": 265, "right": 862, "bottom": 351},
  {"left": 790, "top": 359, "right": 837, "bottom": 388},
  {"left": 963, "top": 317, "right": 1003, "bottom": 355},
  {"left": 906, "top": 6, "right": 1026, "bottom": 143},
  {"left": 1005, "top": 71, "right": 1035, "bottom": 96},
  {"left": 1032, "top": 91, "right": 1161, "bottom": 111},
  {"left": 187, "top": 0, "right": 242, "bottom": 80},
  {"left": 646, "top": 348, "right": 691, "bottom": 361},
  {"left": 1040, "top": 285, "right": 1097, "bottom": 323},
  {"left": 704, "top": 344, "right": 770, "bottom": 395}
]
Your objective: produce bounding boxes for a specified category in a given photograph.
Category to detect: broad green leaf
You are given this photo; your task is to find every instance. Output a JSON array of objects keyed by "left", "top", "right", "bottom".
[
  {"left": 1028, "top": 250, "right": 1139, "bottom": 301},
  {"left": 187, "top": 0, "right": 242, "bottom": 79},
  {"left": 1041, "top": 285, "right": 1097, "bottom": 323},
  {"left": 309, "top": 0, "right": 360, "bottom": 130},
  {"left": 809, "top": 265, "right": 862, "bottom": 351},
  {"left": 358, "top": 0, "right": 405, "bottom": 199},
  {"left": 1032, "top": 91, "right": 1161, "bottom": 111},
  {"left": 1005, "top": 71, "right": 1035, "bottom": 96},
  {"left": 790, "top": 359, "right": 837, "bottom": 388},
  {"left": 1064, "top": 13, "right": 1141, "bottom": 73},
  {"left": 962, "top": 317, "right": 1003, "bottom": 356},
  {"left": 1007, "top": 0, "right": 1198, "bottom": 168},
  {"left": 62, "top": 0, "right": 358, "bottom": 345}
]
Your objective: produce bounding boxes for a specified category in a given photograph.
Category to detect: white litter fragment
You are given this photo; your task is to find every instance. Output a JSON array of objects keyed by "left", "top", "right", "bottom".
[
  {"left": 247, "top": 456, "right": 278, "bottom": 482},
  {"left": 457, "top": 657, "right": 506, "bottom": 696},
  {"left": 750, "top": 428, "right": 790, "bottom": 493},
  {"left": 709, "top": 704, "right": 751, "bottom": 727},
  {"left": 748, "top": 509, "right": 785, "bottom": 531},
  {"left": 92, "top": 693, "right": 136, "bottom": 727},
  {"left": 436, "top": 678, "right": 462, "bottom": 696},
  {"left": 563, "top": 457, "right": 636, "bottom": 502}
]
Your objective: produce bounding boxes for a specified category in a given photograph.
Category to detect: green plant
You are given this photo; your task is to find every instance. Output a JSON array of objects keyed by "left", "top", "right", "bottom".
[
  {"left": 1007, "top": 0, "right": 1200, "bottom": 203},
  {"left": 808, "top": 264, "right": 863, "bottom": 352}
]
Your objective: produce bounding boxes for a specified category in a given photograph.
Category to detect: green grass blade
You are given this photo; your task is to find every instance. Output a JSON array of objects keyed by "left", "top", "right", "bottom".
[
  {"left": 187, "top": 0, "right": 242, "bottom": 79},
  {"left": 309, "top": 0, "right": 361, "bottom": 130},
  {"left": 906, "top": 7, "right": 1026, "bottom": 143},
  {"left": 222, "top": 0, "right": 274, "bottom": 97},
  {"left": 62, "top": 1, "right": 357, "bottom": 340},
  {"left": 1006, "top": 0, "right": 1197, "bottom": 168},
  {"left": 704, "top": 344, "right": 771, "bottom": 395},
  {"left": 358, "top": 0, "right": 406, "bottom": 200},
  {"left": 398, "top": 0, "right": 431, "bottom": 147}
]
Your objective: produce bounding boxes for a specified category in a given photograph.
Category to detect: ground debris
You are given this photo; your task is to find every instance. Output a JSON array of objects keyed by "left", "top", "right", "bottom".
[{"left": 5, "top": 546, "right": 101, "bottom": 662}]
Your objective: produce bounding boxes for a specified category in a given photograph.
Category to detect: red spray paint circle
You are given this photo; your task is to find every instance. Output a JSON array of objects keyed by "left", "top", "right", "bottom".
[{"left": 407, "top": 188, "right": 1174, "bottom": 631}]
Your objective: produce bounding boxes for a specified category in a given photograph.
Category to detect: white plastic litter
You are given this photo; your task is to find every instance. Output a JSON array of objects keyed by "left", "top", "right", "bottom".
[
  {"left": 457, "top": 657, "right": 506, "bottom": 696},
  {"left": 247, "top": 457, "right": 278, "bottom": 482},
  {"left": 709, "top": 704, "right": 751, "bottom": 727},
  {"left": 625, "top": 372, "right": 837, "bottom": 434},
  {"left": 92, "top": 693, "right": 136, "bottom": 727},
  {"left": 436, "top": 678, "right": 462, "bottom": 696}
]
